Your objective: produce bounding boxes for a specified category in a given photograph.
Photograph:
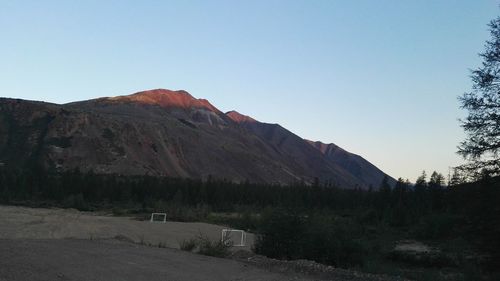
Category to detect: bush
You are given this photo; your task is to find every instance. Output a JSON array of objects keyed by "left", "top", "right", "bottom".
[
  {"left": 179, "top": 238, "right": 198, "bottom": 252},
  {"left": 112, "top": 207, "right": 126, "bottom": 216},
  {"left": 254, "top": 208, "right": 306, "bottom": 260},
  {"left": 207, "top": 210, "right": 259, "bottom": 232},
  {"left": 196, "top": 233, "right": 230, "bottom": 258},
  {"left": 254, "top": 209, "right": 367, "bottom": 268},
  {"left": 414, "top": 214, "right": 461, "bottom": 240},
  {"left": 158, "top": 203, "right": 210, "bottom": 222},
  {"left": 177, "top": 233, "right": 230, "bottom": 257},
  {"left": 62, "top": 193, "right": 89, "bottom": 211},
  {"left": 302, "top": 215, "right": 367, "bottom": 267}
]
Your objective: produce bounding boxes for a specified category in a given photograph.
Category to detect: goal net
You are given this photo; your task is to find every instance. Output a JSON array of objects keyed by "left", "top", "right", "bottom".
[
  {"left": 150, "top": 213, "right": 167, "bottom": 223},
  {"left": 221, "top": 229, "right": 247, "bottom": 247}
]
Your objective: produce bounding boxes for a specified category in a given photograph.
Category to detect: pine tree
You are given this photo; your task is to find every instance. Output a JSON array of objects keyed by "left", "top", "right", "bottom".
[
  {"left": 448, "top": 168, "right": 465, "bottom": 186},
  {"left": 458, "top": 17, "right": 500, "bottom": 178},
  {"left": 415, "top": 170, "right": 427, "bottom": 189},
  {"left": 429, "top": 171, "right": 445, "bottom": 189}
]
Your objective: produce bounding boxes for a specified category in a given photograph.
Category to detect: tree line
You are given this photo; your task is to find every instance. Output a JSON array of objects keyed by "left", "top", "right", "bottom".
[{"left": 0, "top": 166, "right": 473, "bottom": 216}]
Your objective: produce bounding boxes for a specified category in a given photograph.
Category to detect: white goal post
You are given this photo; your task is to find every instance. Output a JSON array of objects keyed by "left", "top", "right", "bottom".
[
  {"left": 221, "top": 229, "right": 247, "bottom": 247},
  {"left": 150, "top": 213, "right": 167, "bottom": 223}
]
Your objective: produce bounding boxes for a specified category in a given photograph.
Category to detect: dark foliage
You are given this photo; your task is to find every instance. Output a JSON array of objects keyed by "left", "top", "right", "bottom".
[{"left": 458, "top": 17, "right": 500, "bottom": 178}]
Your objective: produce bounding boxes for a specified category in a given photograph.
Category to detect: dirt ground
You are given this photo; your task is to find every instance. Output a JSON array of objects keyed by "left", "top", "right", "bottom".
[
  {"left": 0, "top": 238, "right": 315, "bottom": 281},
  {"left": 0, "top": 205, "right": 403, "bottom": 281},
  {"left": 0, "top": 205, "right": 253, "bottom": 250}
]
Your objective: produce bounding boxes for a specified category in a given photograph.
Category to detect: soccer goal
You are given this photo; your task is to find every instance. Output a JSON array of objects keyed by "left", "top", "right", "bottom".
[
  {"left": 221, "top": 229, "right": 247, "bottom": 247},
  {"left": 150, "top": 213, "right": 167, "bottom": 223}
]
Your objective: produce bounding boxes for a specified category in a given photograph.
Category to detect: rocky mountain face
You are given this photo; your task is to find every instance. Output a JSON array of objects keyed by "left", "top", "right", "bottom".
[{"left": 0, "top": 89, "right": 394, "bottom": 188}]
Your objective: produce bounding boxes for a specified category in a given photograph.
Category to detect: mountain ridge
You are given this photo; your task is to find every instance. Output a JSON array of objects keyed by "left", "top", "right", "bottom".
[
  {"left": 107, "top": 89, "right": 221, "bottom": 113},
  {"left": 226, "top": 110, "right": 258, "bottom": 123}
]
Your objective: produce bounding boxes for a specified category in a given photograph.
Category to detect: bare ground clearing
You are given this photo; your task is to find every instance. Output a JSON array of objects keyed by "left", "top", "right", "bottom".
[
  {"left": 0, "top": 238, "right": 310, "bottom": 281},
  {"left": 0, "top": 205, "right": 253, "bottom": 250}
]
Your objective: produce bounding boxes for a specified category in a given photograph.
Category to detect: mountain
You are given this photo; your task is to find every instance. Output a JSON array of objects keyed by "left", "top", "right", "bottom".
[{"left": 0, "top": 89, "right": 394, "bottom": 188}]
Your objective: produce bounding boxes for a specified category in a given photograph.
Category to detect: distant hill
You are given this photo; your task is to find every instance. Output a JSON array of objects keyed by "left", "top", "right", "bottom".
[{"left": 0, "top": 89, "right": 394, "bottom": 188}]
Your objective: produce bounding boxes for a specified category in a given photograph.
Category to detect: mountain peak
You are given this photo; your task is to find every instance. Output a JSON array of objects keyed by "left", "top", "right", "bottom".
[
  {"left": 132, "top": 88, "right": 193, "bottom": 98},
  {"left": 108, "top": 89, "right": 220, "bottom": 112},
  {"left": 226, "top": 110, "right": 258, "bottom": 123}
]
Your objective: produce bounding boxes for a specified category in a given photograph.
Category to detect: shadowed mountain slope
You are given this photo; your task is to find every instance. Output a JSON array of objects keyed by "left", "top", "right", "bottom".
[{"left": 305, "top": 140, "right": 396, "bottom": 188}]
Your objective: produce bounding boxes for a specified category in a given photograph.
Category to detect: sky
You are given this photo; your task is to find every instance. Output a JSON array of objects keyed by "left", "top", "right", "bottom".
[{"left": 1, "top": 0, "right": 499, "bottom": 182}]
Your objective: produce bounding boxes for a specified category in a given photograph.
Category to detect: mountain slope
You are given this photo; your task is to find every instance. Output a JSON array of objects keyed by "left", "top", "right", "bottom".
[
  {"left": 227, "top": 110, "right": 395, "bottom": 188},
  {"left": 0, "top": 89, "right": 394, "bottom": 188},
  {"left": 305, "top": 140, "right": 396, "bottom": 188}
]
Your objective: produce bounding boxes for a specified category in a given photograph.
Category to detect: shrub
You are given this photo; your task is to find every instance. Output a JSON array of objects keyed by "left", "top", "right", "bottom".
[
  {"left": 302, "top": 215, "right": 367, "bottom": 267},
  {"left": 414, "top": 214, "right": 461, "bottom": 240},
  {"left": 62, "top": 193, "right": 89, "bottom": 211},
  {"left": 254, "top": 209, "right": 367, "bottom": 268},
  {"left": 156, "top": 203, "right": 210, "bottom": 222},
  {"left": 179, "top": 238, "right": 198, "bottom": 252},
  {"left": 207, "top": 211, "right": 259, "bottom": 232},
  {"left": 112, "top": 207, "right": 126, "bottom": 216},
  {"left": 196, "top": 233, "right": 230, "bottom": 258},
  {"left": 177, "top": 233, "right": 230, "bottom": 257},
  {"left": 254, "top": 208, "right": 306, "bottom": 260}
]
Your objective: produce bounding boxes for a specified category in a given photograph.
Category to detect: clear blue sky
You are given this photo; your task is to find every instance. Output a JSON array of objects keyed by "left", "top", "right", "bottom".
[{"left": 1, "top": 0, "right": 498, "bottom": 181}]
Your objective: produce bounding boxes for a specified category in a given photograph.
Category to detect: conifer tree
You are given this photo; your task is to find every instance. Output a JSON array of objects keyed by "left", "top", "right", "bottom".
[{"left": 458, "top": 17, "right": 500, "bottom": 178}]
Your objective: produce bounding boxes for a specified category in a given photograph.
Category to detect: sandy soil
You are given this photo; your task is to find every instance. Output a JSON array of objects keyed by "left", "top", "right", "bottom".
[{"left": 0, "top": 205, "right": 253, "bottom": 250}]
